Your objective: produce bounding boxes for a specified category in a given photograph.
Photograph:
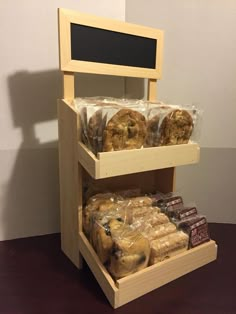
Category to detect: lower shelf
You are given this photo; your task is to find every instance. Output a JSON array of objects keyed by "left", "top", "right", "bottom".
[{"left": 78, "top": 232, "right": 217, "bottom": 308}]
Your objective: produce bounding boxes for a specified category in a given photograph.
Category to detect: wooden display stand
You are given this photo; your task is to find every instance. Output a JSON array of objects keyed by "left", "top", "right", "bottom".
[{"left": 57, "top": 8, "right": 217, "bottom": 308}]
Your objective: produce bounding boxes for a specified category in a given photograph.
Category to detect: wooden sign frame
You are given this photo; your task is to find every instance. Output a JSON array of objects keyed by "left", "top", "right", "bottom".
[{"left": 58, "top": 8, "right": 164, "bottom": 79}]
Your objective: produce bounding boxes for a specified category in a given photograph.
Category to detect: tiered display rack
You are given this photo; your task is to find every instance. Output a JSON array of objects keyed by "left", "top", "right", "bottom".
[{"left": 57, "top": 8, "right": 217, "bottom": 308}]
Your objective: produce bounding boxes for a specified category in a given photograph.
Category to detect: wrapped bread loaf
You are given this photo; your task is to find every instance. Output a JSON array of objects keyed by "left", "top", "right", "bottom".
[
  {"left": 149, "top": 231, "right": 189, "bottom": 265},
  {"left": 109, "top": 220, "right": 150, "bottom": 279}
]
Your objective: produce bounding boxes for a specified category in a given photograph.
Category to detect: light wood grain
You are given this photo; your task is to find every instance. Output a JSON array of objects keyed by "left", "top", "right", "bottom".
[
  {"left": 77, "top": 141, "right": 200, "bottom": 179},
  {"left": 116, "top": 240, "right": 217, "bottom": 307},
  {"left": 58, "top": 99, "right": 82, "bottom": 268},
  {"left": 78, "top": 232, "right": 119, "bottom": 308},
  {"left": 148, "top": 78, "right": 157, "bottom": 101},
  {"left": 63, "top": 72, "right": 75, "bottom": 99}
]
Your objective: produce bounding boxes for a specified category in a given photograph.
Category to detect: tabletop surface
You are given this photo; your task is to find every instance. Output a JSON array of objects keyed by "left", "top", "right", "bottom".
[{"left": 0, "top": 223, "right": 235, "bottom": 314}]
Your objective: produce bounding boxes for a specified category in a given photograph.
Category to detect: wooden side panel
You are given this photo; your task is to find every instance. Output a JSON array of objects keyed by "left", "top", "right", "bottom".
[
  {"left": 116, "top": 241, "right": 217, "bottom": 307},
  {"left": 58, "top": 99, "right": 82, "bottom": 268},
  {"left": 78, "top": 232, "right": 119, "bottom": 308}
]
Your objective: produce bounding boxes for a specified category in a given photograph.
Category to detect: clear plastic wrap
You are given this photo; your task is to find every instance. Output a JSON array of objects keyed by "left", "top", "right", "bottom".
[
  {"left": 109, "top": 221, "right": 150, "bottom": 279},
  {"left": 75, "top": 97, "right": 203, "bottom": 155},
  {"left": 132, "top": 221, "right": 177, "bottom": 242},
  {"left": 83, "top": 192, "right": 124, "bottom": 236},
  {"left": 155, "top": 104, "right": 202, "bottom": 146},
  {"left": 102, "top": 105, "right": 147, "bottom": 152},
  {"left": 149, "top": 231, "right": 189, "bottom": 265}
]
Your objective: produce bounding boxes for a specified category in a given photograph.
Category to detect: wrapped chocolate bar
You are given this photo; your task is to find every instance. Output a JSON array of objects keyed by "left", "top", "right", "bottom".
[
  {"left": 177, "top": 215, "right": 210, "bottom": 248},
  {"left": 157, "top": 193, "right": 184, "bottom": 214},
  {"left": 166, "top": 204, "right": 198, "bottom": 221},
  {"left": 149, "top": 230, "right": 189, "bottom": 265}
]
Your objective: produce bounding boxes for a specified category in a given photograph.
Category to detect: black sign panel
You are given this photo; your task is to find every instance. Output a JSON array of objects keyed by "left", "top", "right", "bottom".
[{"left": 71, "top": 23, "right": 157, "bottom": 69}]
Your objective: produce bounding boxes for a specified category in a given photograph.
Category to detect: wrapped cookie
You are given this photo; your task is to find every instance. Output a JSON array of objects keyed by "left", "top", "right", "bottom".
[
  {"left": 156, "top": 104, "right": 202, "bottom": 146},
  {"left": 103, "top": 107, "right": 147, "bottom": 152},
  {"left": 149, "top": 230, "right": 189, "bottom": 265}
]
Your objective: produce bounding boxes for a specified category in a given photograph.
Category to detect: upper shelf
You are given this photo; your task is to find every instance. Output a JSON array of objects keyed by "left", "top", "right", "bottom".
[{"left": 78, "top": 141, "right": 200, "bottom": 179}]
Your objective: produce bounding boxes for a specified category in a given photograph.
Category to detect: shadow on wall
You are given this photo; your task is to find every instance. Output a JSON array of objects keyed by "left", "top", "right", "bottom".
[{"left": 2, "top": 70, "right": 144, "bottom": 240}]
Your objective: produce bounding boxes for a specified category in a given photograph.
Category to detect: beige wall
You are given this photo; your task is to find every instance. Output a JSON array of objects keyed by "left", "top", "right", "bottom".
[
  {"left": 126, "top": 0, "right": 236, "bottom": 223},
  {"left": 0, "top": 0, "right": 126, "bottom": 240}
]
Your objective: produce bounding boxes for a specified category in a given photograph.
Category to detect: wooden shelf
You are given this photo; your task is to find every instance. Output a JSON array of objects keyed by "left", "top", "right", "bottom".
[
  {"left": 78, "top": 141, "right": 200, "bottom": 179},
  {"left": 79, "top": 232, "right": 217, "bottom": 308}
]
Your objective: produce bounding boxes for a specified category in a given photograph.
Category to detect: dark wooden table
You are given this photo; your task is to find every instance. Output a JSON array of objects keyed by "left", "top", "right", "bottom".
[{"left": 0, "top": 223, "right": 235, "bottom": 314}]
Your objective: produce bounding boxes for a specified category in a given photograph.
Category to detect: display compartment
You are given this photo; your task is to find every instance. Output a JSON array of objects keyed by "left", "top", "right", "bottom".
[{"left": 79, "top": 232, "right": 217, "bottom": 308}]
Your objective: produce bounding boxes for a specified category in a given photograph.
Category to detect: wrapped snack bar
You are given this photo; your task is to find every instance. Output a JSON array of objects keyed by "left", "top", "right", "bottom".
[{"left": 149, "top": 231, "right": 189, "bottom": 265}]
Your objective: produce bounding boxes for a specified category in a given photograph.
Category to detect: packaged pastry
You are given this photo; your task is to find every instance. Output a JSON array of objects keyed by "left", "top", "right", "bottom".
[
  {"left": 158, "top": 107, "right": 194, "bottom": 146},
  {"left": 103, "top": 107, "right": 147, "bottom": 152},
  {"left": 91, "top": 216, "right": 126, "bottom": 264},
  {"left": 83, "top": 192, "right": 124, "bottom": 236},
  {"left": 176, "top": 215, "right": 210, "bottom": 248},
  {"left": 149, "top": 230, "right": 189, "bottom": 265},
  {"left": 109, "top": 220, "right": 150, "bottom": 279}
]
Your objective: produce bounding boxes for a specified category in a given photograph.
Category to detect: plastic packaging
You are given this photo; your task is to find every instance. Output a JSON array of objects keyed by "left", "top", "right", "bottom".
[
  {"left": 149, "top": 231, "right": 189, "bottom": 265},
  {"left": 109, "top": 221, "right": 150, "bottom": 279},
  {"left": 157, "top": 193, "right": 184, "bottom": 214},
  {"left": 176, "top": 215, "right": 210, "bottom": 248},
  {"left": 167, "top": 204, "right": 198, "bottom": 221},
  {"left": 83, "top": 192, "right": 124, "bottom": 236},
  {"left": 136, "top": 222, "right": 177, "bottom": 242}
]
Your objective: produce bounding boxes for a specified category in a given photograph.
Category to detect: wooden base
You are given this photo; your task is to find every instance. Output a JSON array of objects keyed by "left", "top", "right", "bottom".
[{"left": 79, "top": 232, "right": 217, "bottom": 308}]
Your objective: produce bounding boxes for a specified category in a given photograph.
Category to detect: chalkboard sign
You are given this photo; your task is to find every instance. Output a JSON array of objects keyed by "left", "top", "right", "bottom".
[
  {"left": 71, "top": 23, "right": 157, "bottom": 69},
  {"left": 58, "top": 9, "right": 163, "bottom": 78}
]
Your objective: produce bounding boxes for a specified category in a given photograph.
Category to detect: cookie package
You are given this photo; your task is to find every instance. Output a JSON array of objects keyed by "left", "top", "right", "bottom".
[{"left": 74, "top": 97, "right": 203, "bottom": 155}]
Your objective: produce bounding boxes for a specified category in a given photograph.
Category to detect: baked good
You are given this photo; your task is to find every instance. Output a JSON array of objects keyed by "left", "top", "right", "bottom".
[
  {"left": 158, "top": 109, "right": 194, "bottom": 146},
  {"left": 109, "top": 222, "right": 150, "bottom": 279},
  {"left": 141, "top": 222, "right": 177, "bottom": 242},
  {"left": 87, "top": 108, "right": 103, "bottom": 154},
  {"left": 103, "top": 108, "right": 147, "bottom": 152},
  {"left": 83, "top": 193, "right": 123, "bottom": 236},
  {"left": 149, "top": 231, "right": 189, "bottom": 265},
  {"left": 92, "top": 218, "right": 124, "bottom": 264}
]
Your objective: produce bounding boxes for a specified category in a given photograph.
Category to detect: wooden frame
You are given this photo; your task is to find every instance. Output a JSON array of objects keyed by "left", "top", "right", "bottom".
[
  {"left": 58, "top": 8, "right": 164, "bottom": 79},
  {"left": 57, "top": 8, "right": 217, "bottom": 308}
]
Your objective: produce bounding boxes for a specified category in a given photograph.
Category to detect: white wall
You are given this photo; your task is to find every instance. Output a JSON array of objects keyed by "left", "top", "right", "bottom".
[
  {"left": 0, "top": 0, "right": 126, "bottom": 240},
  {"left": 126, "top": 0, "right": 236, "bottom": 223}
]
